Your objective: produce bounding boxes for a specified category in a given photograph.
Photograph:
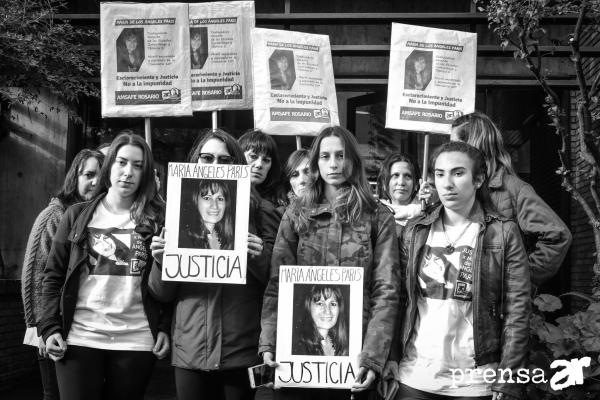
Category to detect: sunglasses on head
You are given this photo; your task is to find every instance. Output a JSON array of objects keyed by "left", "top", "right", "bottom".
[{"left": 199, "top": 153, "right": 234, "bottom": 164}]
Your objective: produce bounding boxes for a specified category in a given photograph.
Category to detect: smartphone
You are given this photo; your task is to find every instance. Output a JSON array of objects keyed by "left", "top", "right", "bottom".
[{"left": 247, "top": 363, "right": 275, "bottom": 389}]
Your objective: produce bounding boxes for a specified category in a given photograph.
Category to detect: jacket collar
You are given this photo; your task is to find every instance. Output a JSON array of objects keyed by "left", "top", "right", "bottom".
[
  {"left": 488, "top": 167, "right": 505, "bottom": 189},
  {"left": 307, "top": 202, "right": 333, "bottom": 218},
  {"left": 414, "top": 201, "right": 506, "bottom": 229},
  {"left": 68, "top": 195, "right": 106, "bottom": 244}
]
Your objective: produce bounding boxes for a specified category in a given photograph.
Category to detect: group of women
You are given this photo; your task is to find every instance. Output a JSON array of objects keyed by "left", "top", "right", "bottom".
[{"left": 22, "top": 111, "right": 572, "bottom": 400}]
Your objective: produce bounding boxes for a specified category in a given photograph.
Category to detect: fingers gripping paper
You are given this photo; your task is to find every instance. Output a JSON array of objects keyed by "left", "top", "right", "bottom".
[
  {"left": 385, "top": 23, "right": 477, "bottom": 134},
  {"left": 251, "top": 28, "right": 339, "bottom": 136},
  {"left": 189, "top": 1, "right": 255, "bottom": 111},
  {"left": 101, "top": 2, "right": 192, "bottom": 117}
]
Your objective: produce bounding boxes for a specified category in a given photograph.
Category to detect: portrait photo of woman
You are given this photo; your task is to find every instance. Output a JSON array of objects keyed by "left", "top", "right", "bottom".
[
  {"left": 403, "top": 50, "right": 432, "bottom": 91},
  {"left": 190, "top": 27, "right": 208, "bottom": 70},
  {"left": 178, "top": 179, "right": 236, "bottom": 250},
  {"left": 116, "top": 28, "right": 145, "bottom": 73},
  {"left": 269, "top": 50, "right": 296, "bottom": 90},
  {"left": 291, "top": 284, "right": 350, "bottom": 357}
]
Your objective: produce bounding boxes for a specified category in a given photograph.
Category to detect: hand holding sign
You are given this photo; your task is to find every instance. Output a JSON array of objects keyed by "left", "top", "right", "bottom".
[{"left": 150, "top": 227, "right": 166, "bottom": 264}]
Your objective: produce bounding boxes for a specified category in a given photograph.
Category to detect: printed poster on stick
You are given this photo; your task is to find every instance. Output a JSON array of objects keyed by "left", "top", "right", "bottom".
[
  {"left": 101, "top": 2, "right": 192, "bottom": 117},
  {"left": 275, "top": 266, "right": 363, "bottom": 389},
  {"left": 386, "top": 23, "right": 477, "bottom": 134},
  {"left": 251, "top": 28, "right": 339, "bottom": 136},
  {"left": 162, "top": 163, "right": 251, "bottom": 284},
  {"left": 189, "top": 1, "right": 255, "bottom": 111}
]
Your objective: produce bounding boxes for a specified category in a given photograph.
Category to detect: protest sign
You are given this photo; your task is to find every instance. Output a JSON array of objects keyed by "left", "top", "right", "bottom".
[
  {"left": 101, "top": 2, "right": 192, "bottom": 117},
  {"left": 275, "top": 266, "right": 363, "bottom": 389},
  {"left": 251, "top": 28, "right": 339, "bottom": 136},
  {"left": 162, "top": 163, "right": 251, "bottom": 284},
  {"left": 385, "top": 23, "right": 477, "bottom": 134},
  {"left": 189, "top": 1, "right": 254, "bottom": 111}
]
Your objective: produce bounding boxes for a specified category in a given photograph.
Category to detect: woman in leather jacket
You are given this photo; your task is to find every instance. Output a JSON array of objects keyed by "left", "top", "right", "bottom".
[{"left": 387, "top": 141, "right": 530, "bottom": 400}]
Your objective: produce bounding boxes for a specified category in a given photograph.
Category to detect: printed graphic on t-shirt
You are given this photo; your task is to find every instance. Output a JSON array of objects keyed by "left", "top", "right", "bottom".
[
  {"left": 87, "top": 227, "right": 147, "bottom": 276},
  {"left": 418, "top": 244, "right": 474, "bottom": 301}
]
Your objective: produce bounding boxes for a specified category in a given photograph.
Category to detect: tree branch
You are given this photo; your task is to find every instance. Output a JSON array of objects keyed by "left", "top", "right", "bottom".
[{"left": 570, "top": 0, "right": 589, "bottom": 106}]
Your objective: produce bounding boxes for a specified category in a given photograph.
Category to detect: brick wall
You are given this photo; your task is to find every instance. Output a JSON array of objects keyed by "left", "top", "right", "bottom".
[
  {"left": 0, "top": 279, "right": 37, "bottom": 392},
  {"left": 568, "top": 26, "right": 600, "bottom": 310}
]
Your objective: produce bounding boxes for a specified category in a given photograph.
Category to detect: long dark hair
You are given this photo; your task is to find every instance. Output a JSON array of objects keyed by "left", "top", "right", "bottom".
[
  {"left": 238, "top": 129, "right": 286, "bottom": 205},
  {"left": 297, "top": 285, "right": 349, "bottom": 356},
  {"left": 376, "top": 152, "right": 420, "bottom": 204},
  {"left": 296, "top": 126, "right": 376, "bottom": 232},
  {"left": 451, "top": 111, "right": 515, "bottom": 178},
  {"left": 187, "top": 180, "right": 234, "bottom": 250},
  {"left": 430, "top": 141, "right": 493, "bottom": 210},
  {"left": 56, "top": 149, "right": 104, "bottom": 207},
  {"left": 95, "top": 130, "right": 164, "bottom": 234}
]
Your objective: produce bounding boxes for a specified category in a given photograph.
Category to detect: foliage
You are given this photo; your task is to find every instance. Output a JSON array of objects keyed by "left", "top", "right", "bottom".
[
  {"left": 528, "top": 294, "right": 600, "bottom": 399},
  {"left": 476, "top": 0, "right": 600, "bottom": 298},
  {"left": 0, "top": 0, "right": 99, "bottom": 120}
]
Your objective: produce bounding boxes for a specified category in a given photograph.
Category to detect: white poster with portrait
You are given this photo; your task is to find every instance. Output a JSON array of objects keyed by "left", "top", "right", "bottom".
[
  {"left": 385, "top": 23, "right": 477, "bottom": 134},
  {"left": 275, "top": 266, "right": 363, "bottom": 389},
  {"left": 162, "top": 163, "right": 251, "bottom": 284},
  {"left": 189, "top": 1, "right": 254, "bottom": 111},
  {"left": 251, "top": 28, "right": 339, "bottom": 136},
  {"left": 101, "top": 2, "right": 192, "bottom": 117}
]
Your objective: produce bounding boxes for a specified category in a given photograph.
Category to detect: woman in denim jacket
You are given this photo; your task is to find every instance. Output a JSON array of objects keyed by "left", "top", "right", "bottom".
[
  {"left": 386, "top": 142, "right": 530, "bottom": 400},
  {"left": 260, "top": 126, "right": 400, "bottom": 400},
  {"left": 451, "top": 112, "right": 571, "bottom": 287}
]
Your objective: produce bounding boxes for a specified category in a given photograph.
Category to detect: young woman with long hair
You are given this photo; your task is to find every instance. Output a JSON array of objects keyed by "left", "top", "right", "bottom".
[
  {"left": 149, "top": 128, "right": 280, "bottom": 400},
  {"left": 21, "top": 148, "right": 104, "bottom": 400},
  {"left": 387, "top": 141, "right": 530, "bottom": 400},
  {"left": 179, "top": 179, "right": 235, "bottom": 250},
  {"left": 38, "top": 131, "right": 170, "bottom": 400},
  {"left": 260, "top": 126, "right": 400, "bottom": 400},
  {"left": 451, "top": 111, "right": 572, "bottom": 287},
  {"left": 292, "top": 285, "right": 349, "bottom": 357}
]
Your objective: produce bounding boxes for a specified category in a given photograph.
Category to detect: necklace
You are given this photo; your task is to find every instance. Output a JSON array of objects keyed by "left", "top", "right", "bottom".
[{"left": 441, "top": 218, "right": 473, "bottom": 254}]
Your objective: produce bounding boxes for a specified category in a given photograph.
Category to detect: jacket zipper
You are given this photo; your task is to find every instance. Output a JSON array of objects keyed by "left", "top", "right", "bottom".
[
  {"left": 402, "top": 226, "right": 419, "bottom": 351},
  {"left": 472, "top": 225, "right": 485, "bottom": 368}
]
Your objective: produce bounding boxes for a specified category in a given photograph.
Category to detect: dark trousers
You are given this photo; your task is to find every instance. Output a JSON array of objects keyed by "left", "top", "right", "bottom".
[
  {"left": 395, "top": 383, "right": 493, "bottom": 400},
  {"left": 54, "top": 345, "right": 155, "bottom": 400},
  {"left": 174, "top": 367, "right": 256, "bottom": 400},
  {"left": 38, "top": 352, "right": 59, "bottom": 400}
]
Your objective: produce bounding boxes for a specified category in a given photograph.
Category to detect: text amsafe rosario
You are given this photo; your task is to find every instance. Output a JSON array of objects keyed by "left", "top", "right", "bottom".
[{"left": 164, "top": 254, "right": 242, "bottom": 279}]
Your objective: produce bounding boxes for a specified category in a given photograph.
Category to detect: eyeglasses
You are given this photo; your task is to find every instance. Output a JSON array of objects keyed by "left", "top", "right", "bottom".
[{"left": 198, "top": 153, "right": 234, "bottom": 164}]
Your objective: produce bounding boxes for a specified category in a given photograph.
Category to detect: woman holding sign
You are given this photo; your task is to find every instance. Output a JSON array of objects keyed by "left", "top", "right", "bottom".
[
  {"left": 38, "top": 132, "right": 170, "bottom": 400},
  {"left": 149, "top": 128, "right": 280, "bottom": 400},
  {"left": 260, "top": 126, "right": 400, "bottom": 399},
  {"left": 451, "top": 111, "right": 571, "bottom": 287},
  {"left": 387, "top": 141, "right": 530, "bottom": 400}
]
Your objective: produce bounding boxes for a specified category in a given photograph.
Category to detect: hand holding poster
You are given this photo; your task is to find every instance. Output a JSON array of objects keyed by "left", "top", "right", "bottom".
[
  {"left": 101, "top": 2, "right": 192, "bottom": 117},
  {"left": 251, "top": 28, "right": 339, "bottom": 136},
  {"left": 162, "top": 163, "right": 251, "bottom": 284},
  {"left": 386, "top": 23, "right": 477, "bottom": 134},
  {"left": 189, "top": 1, "right": 255, "bottom": 111},
  {"left": 275, "top": 266, "right": 363, "bottom": 389}
]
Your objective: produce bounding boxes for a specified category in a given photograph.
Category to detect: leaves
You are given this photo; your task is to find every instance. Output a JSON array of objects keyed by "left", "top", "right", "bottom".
[
  {"left": 0, "top": 0, "right": 99, "bottom": 118},
  {"left": 534, "top": 294, "right": 563, "bottom": 312}
]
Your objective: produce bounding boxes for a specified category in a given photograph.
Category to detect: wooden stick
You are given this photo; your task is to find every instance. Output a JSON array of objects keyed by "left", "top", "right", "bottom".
[
  {"left": 296, "top": 135, "right": 301, "bottom": 150},
  {"left": 421, "top": 133, "right": 430, "bottom": 211},
  {"left": 212, "top": 110, "right": 218, "bottom": 131},
  {"left": 144, "top": 118, "right": 152, "bottom": 150}
]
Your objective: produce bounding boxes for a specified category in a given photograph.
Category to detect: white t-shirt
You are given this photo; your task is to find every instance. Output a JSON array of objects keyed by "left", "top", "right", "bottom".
[
  {"left": 398, "top": 218, "right": 497, "bottom": 397},
  {"left": 67, "top": 201, "right": 154, "bottom": 351}
]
